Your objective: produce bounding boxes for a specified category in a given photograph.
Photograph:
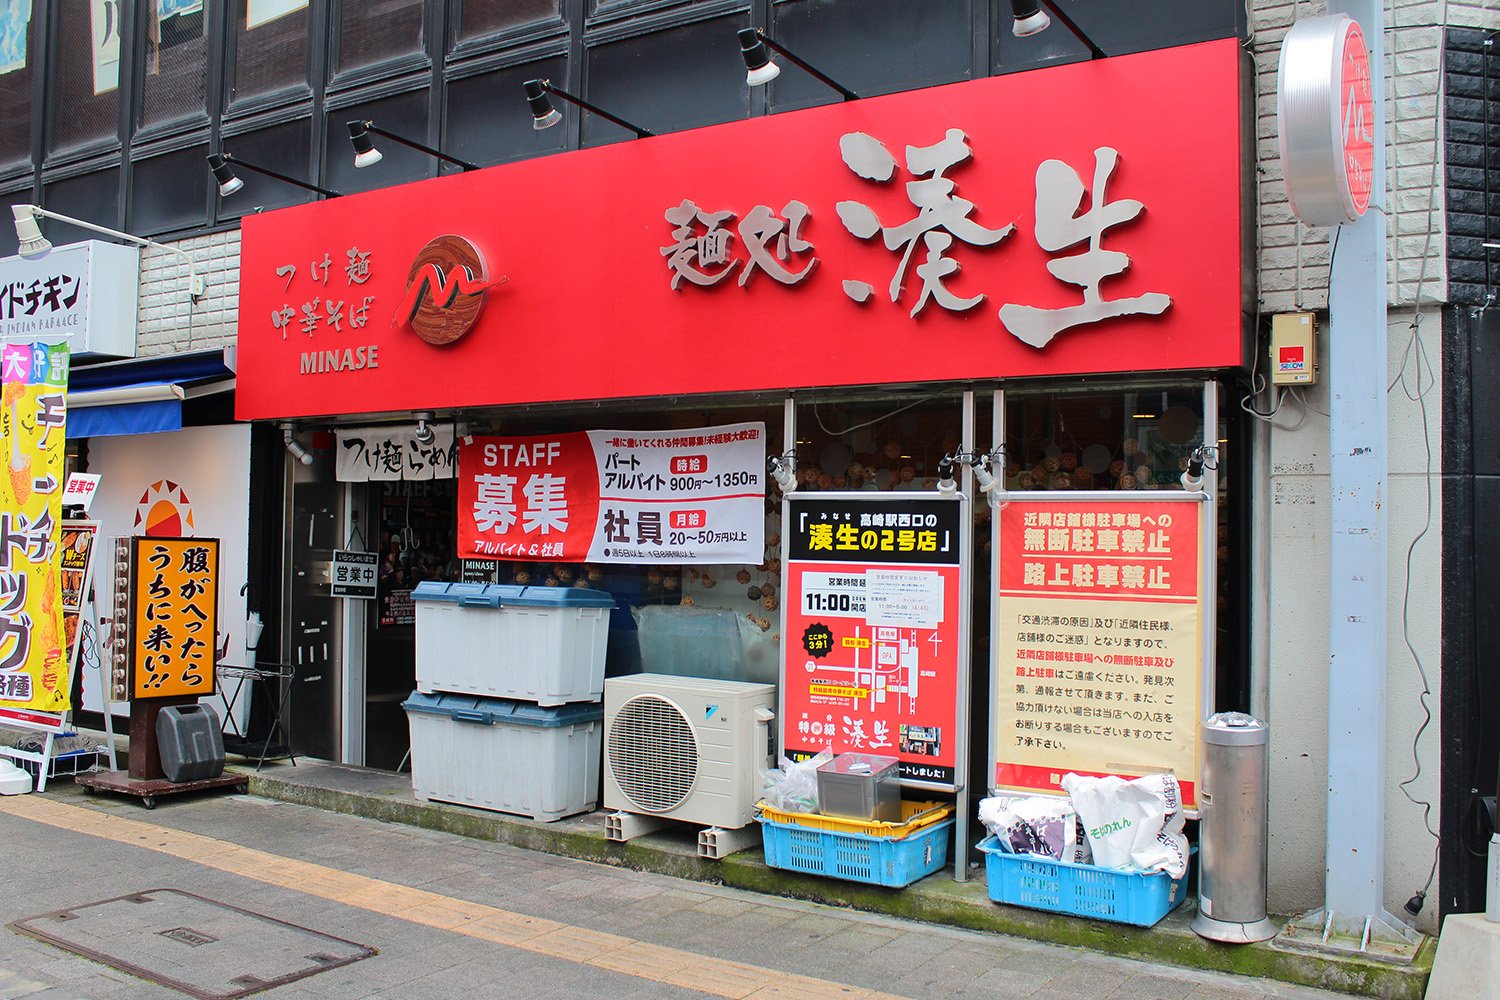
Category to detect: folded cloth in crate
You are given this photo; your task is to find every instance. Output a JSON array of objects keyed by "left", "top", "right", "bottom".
[
  {"left": 1061, "top": 772, "right": 1188, "bottom": 879},
  {"left": 978, "top": 794, "right": 1091, "bottom": 864}
]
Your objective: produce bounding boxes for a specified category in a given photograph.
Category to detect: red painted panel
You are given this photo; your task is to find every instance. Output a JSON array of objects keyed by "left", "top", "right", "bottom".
[{"left": 237, "top": 39, "right": 1245, "bottom": 421}]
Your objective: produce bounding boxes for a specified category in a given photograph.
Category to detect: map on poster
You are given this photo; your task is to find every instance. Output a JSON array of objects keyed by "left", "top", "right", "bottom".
[
  {"left": 781, "top": 495, "right": 967, "bottom": 787},
  {"left": 992, "top": 495, "right": 1206, "bottom": 808}
]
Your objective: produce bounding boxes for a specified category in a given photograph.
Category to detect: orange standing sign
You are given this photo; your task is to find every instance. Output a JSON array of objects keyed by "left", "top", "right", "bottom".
[{"left": 129, "top": 537, "right": 218, "bottom": 699}]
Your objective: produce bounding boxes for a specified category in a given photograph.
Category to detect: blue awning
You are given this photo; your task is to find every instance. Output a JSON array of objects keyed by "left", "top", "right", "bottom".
[
  {"left": 66, "top": 348, "right": 235, "bottom": 438},
  {"left": 68, "top": 398, "right": 183, "bottom": 438}
]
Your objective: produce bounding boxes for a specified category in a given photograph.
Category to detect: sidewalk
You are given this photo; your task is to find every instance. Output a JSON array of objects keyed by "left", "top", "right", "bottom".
[{"left": 122, "top": 757, "right": 1433, "bottom": 1000}]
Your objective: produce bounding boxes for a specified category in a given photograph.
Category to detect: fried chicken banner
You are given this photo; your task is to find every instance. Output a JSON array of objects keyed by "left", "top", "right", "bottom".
[{"left": 0, "top": 341, "right": 70, "bottom": 712}]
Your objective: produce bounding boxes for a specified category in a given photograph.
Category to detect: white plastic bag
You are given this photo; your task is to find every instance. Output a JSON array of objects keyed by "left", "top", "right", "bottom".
[
  {"left": 1060, "top": 772, "right": 1188, "bottom": 878},
  {"left": 760, "top": 749, "right": 833, "bottom": 813},
  {"left": 977, "top": 795, "right": 1091, "bottom": 863}
]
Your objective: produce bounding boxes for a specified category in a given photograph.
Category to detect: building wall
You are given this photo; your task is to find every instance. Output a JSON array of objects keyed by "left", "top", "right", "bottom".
[{"left": 1248, "top": 0, "right": 1484, "bottom": 931}]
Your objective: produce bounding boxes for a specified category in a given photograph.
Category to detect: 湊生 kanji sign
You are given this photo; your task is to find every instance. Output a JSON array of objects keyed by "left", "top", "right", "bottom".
[
  {"left": 781, "top": 494, "right": 969, "bottom": 788},
  {"left": 992, "top": 495, "right": 1206, "bottom": 808},
  {"left": 236, "top": 39, "right": 1247, "bottom": 422},
  {"left": 129, "top": 537, "right": 219, "bottom": 699},
  {"left": 457, "top": 421, "right": 765, "bottom": 564}
]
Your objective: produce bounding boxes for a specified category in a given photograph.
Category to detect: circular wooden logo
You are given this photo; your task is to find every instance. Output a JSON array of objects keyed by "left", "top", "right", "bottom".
[{"left": 401, "top": 234, "right": 495, "bottom": 346}]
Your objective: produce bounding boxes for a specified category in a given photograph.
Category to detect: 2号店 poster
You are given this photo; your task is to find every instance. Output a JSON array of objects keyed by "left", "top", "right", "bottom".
[{"left": 781, "top": 495, "right": 967, "bottom": 787}]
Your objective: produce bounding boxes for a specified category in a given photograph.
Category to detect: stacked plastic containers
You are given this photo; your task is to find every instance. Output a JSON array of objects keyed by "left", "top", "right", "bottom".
[{"left": 403, "top": 582, "right": 615, "bottom": 821}]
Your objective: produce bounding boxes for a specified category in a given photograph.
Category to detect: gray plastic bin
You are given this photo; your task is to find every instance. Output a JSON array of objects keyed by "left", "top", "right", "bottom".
[
  {"left": 403, "top": 692, "right": 603, "bottom": 821},
  {"left": 156, "top": 704, "right": 225, "bottom": 783},
  {"left": 412, "top": 582, "right": 615, "bottom": 705}
]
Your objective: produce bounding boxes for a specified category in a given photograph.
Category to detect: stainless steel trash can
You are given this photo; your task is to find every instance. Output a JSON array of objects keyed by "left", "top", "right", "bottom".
[{"left": 1193, "top": 712, "right": 1276, "bottom": 943}]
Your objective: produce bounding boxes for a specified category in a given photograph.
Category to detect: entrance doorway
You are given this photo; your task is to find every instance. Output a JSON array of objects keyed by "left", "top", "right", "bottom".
[{"left": 364, "top": 479, "right": 460, "bottom": 770}]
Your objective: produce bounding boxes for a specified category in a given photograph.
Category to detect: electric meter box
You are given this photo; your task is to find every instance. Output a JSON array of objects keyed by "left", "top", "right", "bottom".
[
  {"left": 412, "top": 582, "right": 614, "bottom": 705},
  {"left": 1270, "top": 312, "right": 1317, "bottom": 385}
]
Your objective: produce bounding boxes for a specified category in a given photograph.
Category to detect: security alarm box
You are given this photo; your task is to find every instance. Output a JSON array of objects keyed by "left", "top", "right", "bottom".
[{"left": 1270, "top": 312, "right": 1317, "bottom": 385}]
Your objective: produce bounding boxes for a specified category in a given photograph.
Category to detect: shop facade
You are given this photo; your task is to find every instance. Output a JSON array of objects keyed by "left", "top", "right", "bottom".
[{"left": 0, "top": 0, "right": 1487, "bottom": 938}]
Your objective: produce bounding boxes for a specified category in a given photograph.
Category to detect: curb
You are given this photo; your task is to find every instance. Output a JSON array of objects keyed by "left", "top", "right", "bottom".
[{"left": 239, "top": 765, "right": 1432, "bottom": 999}]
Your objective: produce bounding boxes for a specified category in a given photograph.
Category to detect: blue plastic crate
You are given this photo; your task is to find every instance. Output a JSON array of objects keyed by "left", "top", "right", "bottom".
[
  {"left": 759, "top": 814, "right": 954, "bottom": 887},
  {"left": 978, "top": 836, "right": 1188, "bottom": 927}
]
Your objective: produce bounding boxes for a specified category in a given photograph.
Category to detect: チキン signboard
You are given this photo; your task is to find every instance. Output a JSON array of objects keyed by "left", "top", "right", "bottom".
[
  {"left": 780, "top": 493, "right": 970, "bottom": 789},
  {"left": 991, "top": 494, "right": 1207, "bottom": 809}
]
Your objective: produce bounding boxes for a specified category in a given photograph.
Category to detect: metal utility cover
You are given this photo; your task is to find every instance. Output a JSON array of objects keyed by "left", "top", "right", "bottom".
[{"left": 9, "top": 889, "right": 376, "bottom": 999}]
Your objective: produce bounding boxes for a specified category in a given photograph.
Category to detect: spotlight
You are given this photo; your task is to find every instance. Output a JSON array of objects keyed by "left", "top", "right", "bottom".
[
  {"left": 735, "top": 27, "right": 859, "bottom": 100},
  {"left": 206, "top": 152, "right": 341, "bottom": 198},
  {"left": 207, "top": 153, "right": 244, "bottom": 195},
  {"left": 281, "top": 423, "right": 314, "bottom": 466},
  {"left": 346, "top": 121, "right": 383, "bottom": 168},
  {"left": 936, "top": 456, "right": 957, "bottom": 497},
  {"left": 1181, "top": 447, "right": 1207, "bottom": 491},
  {"left": 1010, "top": 0, "right": 1051, "bottom": 36},
  {"left": 413, "top": 412, "right": 436, "bottom": 447},
  {"left": 521, "top": 79, "right": 654, "bottom": 138},
  {"left": 768, "top": 455, "right": 798, "bottom": 493},
  {"left": 11, "top": 203, "right": 205, "bottom": 299}
]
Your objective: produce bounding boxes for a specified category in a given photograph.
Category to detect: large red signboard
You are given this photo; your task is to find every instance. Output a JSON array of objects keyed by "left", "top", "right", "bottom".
[
  {"left": 781, "top": 495, "right": 967, "bottom": 787},
  {"left": 237, "top": 39, "right": 1246, "bottom": 421}
]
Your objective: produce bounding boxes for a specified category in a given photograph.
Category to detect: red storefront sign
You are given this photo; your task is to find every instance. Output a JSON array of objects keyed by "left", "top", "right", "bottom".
[{"left": 237, "top": 39, "right": 1246, "bottom": 421}]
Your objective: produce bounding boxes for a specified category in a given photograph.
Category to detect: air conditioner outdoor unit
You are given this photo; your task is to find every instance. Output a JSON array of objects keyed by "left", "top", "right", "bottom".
[{"left": 604, "top": 673, "right": 776, "bottom": 830}]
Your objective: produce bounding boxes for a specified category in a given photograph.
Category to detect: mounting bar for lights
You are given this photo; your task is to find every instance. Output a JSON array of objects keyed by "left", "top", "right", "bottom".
[
  {"left": 738, "top": 28, "right": 859, "bottom": 101},
  {"left": 11, "top": 204, "right": 204, "bottom": 302},
  {"left": 523, "top": 79, "right": 655, "bottom": 138},
  {"left": 347, "top": 121, "right": 478, "bottom": 171}
]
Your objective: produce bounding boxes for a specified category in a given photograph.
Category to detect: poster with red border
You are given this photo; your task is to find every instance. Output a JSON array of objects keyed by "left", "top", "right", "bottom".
[
  {"left": 457, "top": 422, "right": 765, "bottom": 564},
  {"left": 781, "top": 494, "right": 968, "bottom": 788},
  {"left": 992, "top": 495, "right": 1206, "bottom": 808}
]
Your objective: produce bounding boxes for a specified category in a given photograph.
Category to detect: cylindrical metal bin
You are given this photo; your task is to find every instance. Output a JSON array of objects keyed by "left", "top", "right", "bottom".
[{"left": 1192, "top": 712, "right": 1276, "bottom": 943}]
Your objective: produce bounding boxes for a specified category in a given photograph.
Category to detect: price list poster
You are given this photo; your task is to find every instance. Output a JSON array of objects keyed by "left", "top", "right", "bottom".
[
  {"left": 993, "top": 495, "right": 1206, "bottom": 808},
  {"left": 781, "top": 494, "right": 968, "bottom": 788}
]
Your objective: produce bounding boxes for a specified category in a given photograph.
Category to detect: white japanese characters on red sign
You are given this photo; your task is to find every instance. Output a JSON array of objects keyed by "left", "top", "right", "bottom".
[{"left": 458, "top": 421, "right": 766, "bottom": 564}]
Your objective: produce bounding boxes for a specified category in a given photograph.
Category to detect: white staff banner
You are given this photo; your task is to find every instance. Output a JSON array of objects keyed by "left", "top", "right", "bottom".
[{"left": 458, "top": 421, "right": 766, "bottom": 564}]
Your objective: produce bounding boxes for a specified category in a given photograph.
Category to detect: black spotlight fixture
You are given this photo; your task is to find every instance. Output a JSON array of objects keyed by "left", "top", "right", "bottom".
[
  {"left": 522, "top": 79, "right": 655, "bottom": 138},
  {"left": 345, "top": 121, "right": 478, "bottom": 171},
  {"left": 736, "top": 27, "right": 858, "bottom": 101},
  {"left": 207, "top": 153, "right": 340, "bottom": 198},
  {"left": 1009, "top": 1, "right": 1106, "bottom": 59}
]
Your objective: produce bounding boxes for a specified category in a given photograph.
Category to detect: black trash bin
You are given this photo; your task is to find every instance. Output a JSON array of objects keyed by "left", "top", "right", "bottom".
[{"left": 156, "top": 704, "right": 226, "bottom": 783}]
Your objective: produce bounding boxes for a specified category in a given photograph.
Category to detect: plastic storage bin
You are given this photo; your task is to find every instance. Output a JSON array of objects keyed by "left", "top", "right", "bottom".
[
  {"left": 412, "top": 582, "right": 615, "bottom": 706},
  {"left": 403, "top": 691, "right": 603, "bottom": 821},
  {"left": 758, "top": 801, "right": 955, "bottom": 887},
  {"left": 977, "top": 835, "right": 1189, "bottom": 927},
  {"left": 156, "top": 704, "right": 225, "bottom": 783},
  {"left": 816, "top": 753, "right": 900, "bottom": 822}
]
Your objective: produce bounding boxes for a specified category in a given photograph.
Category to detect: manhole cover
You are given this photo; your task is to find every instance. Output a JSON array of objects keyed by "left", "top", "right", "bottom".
[{"left": 9, "top": 889, "right": 376, "bottom": 999}]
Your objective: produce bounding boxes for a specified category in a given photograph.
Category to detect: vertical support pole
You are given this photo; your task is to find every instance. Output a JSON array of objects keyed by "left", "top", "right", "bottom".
[
  {"left": 1325, "top": 0, "right": 1389, "bottom": 929},
  {"left": 955, "top": 389, "right": 975, "bottom": 883}
]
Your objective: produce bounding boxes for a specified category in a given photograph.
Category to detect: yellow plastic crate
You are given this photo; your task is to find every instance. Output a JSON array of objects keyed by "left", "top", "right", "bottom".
[{"left": 755, "top": 800, "right": 952, "bottom": 838}]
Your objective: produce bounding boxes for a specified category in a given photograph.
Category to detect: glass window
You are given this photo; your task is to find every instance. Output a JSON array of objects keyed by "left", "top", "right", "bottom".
[
  {"left": 794, "top": 391, "right": 964, "bottom": 494},
  {"left": 229, "top": 0, "right": 310, "bottom": 106},
  {"left": 0, "top": 3, "right": 34, "bottom": 170},
  {"left": 1003, "top": 386, "right": 1206, "bottom": 492},
  {"left": 130, "top": 144, "right": 209, "bottom": 235},
  {"left": 141, "top": 1, "right": 208, "bottom": 129},
  {"left": 334, "top": 0, "right": 425, "bottom": 76},
  {"left": 50, "top": 1, "right": 122, "bottom": 152},
  {"left": 455, "top": 0, "right": 559, "bottom": 41}
]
